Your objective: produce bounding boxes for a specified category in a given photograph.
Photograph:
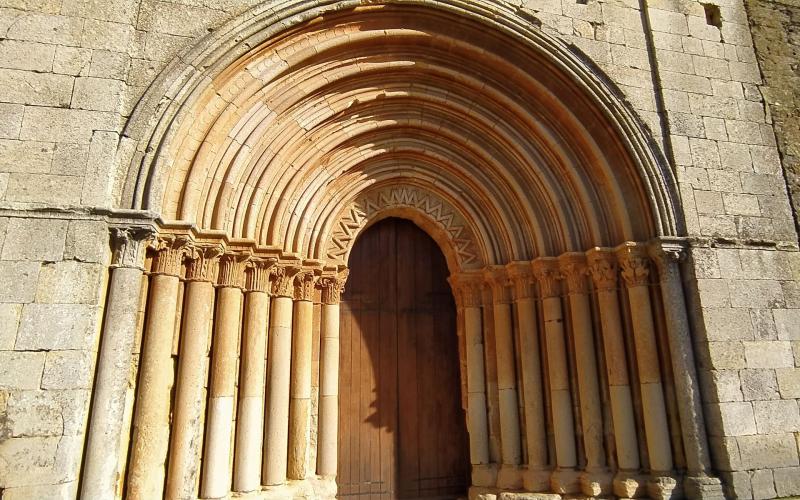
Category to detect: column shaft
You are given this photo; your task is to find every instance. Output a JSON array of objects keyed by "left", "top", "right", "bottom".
[
  {"left": 201, "top": 273, "right": 243, "bottom": 498},
  {"left": 288, "top": 295, "right": 314, "bottom": 479},
  {"left": 464, "top": 304, "right": 490, "bottom": 464},
  {"left": 127, "top": 248, "right": 182, "bottom": 500},
  {"left": 317, "top": 301, "right": 341, "bottom": 476},
  {"left": 82, "top": 225, "right": 149, "bottom": 500},
  {"left": 233, "top": 290, "right": 270, "bottom": 491},
  {"left": 167, "top": 278, "right": 214, "bottom": 499},
  {"left": 492, "top": 297, "right": 522, "bottom": 466}
]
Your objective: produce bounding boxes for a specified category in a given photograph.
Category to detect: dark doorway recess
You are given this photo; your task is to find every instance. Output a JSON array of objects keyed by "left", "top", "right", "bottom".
[{"left": 338, "top": 218, "right": 470, "bottom": 499}]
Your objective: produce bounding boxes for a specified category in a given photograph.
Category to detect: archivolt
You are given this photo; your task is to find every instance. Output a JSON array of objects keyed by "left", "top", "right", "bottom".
[{"left": 121, "top": 0, "right": 683, "bottom": 272}]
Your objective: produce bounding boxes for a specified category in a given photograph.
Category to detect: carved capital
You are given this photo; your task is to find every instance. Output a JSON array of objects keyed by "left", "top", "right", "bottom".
[
  {"left": 449, "top": 273, "right": 484, "bottom": 308},
  {"left": 245, "top": 257, "right": 277, "bottom": 292},
  {"left": 558, "top": 253, "right": 589, "bottom": 295},
  {"left": 150, "top": 235, "right": 190, "bottom": 277},
  {"left": 185, "top": 243, "right": 223, "bottom": 282},
  {"left": 506, "top": 262, "right": 535, "bottom": 300},
  {"left": 319, "top": 269, "right": 349, "bottom": 305},
  {"left": 294, "top": 268, "right": 320, "bottom": 301},
  {"left": 586, "top": 249, "right": 618, "bottom": 291},
  {"left": 110, "top": 225, "right": 154, "bottom": 269},
  {"left": 271, "top": 265, "right": 301, "bottom": 298},
  {"left": 484, "top": 267, "right": 512, "bottom": 304},
  {"left": 532, "top": 258, "right": 562, "bottom": 299},
  {"left": 649, "top": 243, "right": 686, "bottom": 283},
  {"left": 617, "top": 243, "right": 651, "bottom": 288},
  {"left": 216, "top": 254, "right": 248, "bottom": 288}
]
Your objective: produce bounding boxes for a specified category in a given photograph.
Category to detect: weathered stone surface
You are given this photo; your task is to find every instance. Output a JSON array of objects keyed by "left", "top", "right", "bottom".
[
  {"left": 0, "top": 261, "right": 40, "bottom": 303},
  {"left": 773, "top": 308, "right": 800, "bottom": 340},
  {"left": 16, "top": 303, "right": 98, "bottom": 350},
  {"left": 775, "top": 368, "right": 800, "bottom": 399},
  {"left": 0, "top": 303, "right": 22, "bottom": 349},
  {"left": 0, "top": 351, "right": 45, "bottom": 389},
  {"left": 3, "top": 389, "right": 89, "bottom": 437},
  {"left": 752, "top": 400, "right": 800, "bottom": 434},
  {"left": 737, "top": 434, "right": 800, "bottom": 469},
  {"left": 740, "top": 369, "right": 780, "bottom": 401},
  {"left": 36, "top": 261, "right": 104, "bottom": 304},
  {"left": 41, "top": 350, "right": 95, "bottom": 390},
  {"left": 773, "top": 466, "right": 800, "bottom": 497}
]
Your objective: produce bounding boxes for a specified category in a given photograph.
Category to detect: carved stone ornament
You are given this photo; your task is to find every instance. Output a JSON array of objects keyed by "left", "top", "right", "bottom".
[
  {"left": 617, "top": 244, "right": 651, "bottom": 288},
  {"left": 294, "top": 269, "right": 319, "bottom": 301},
  {"left": 532, "top": 258, "right": 562, "bottom": 299},
  {"left": 216, "top": 254, "right": 248, "bottom": 288},
  {"left": 185, "top": 243, "right": 223, "bottom": 282},
  {"left": 245, "top": 257, "right": 277, "bottom": 293},
  {"left": 150, "top": 235, "right": 190, "bottom": 277},
  {"left": 649, "top": 243, "right": 685, "bottom": 283},
  {"left": 506, "top": 262, "right": 535, "bottom": 300},
  {"left": 586, "top": 249, "right": 618, "bottom": 291},
  {"left": 484, "top": 268, "right": 513, "bottom": 304},
  {"left": 110, "top": 226, "right": 155, "bottom": 270},
  {"left": 318, "top": 269, "right": 349, "bottom": 305},
  {"left": 559, "top": 253, "right": 589, "bottom": 295},
  {"left": 271, "top": 265, "right": 301, "bottom": 298},
  {"left": 450, "top": 274, "right": 484, "bottom": 308}
]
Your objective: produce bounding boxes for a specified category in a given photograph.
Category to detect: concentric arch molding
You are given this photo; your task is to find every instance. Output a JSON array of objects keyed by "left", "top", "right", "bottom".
[{"left": 325, "top": 186, "right": 483, "bottom": 270}]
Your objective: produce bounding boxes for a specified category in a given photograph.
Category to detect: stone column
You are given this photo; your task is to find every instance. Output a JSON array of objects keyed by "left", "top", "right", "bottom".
[
  {"left": 201, "top": 254, "right": 246, "bottom": 499},
  {"left": 127, "top": 236, "right": 187, "bottom": 500},
  {"left": 316, "top": 270, "right": 348, "bottom": 477},
  {"left": 617, "top": 243, "right": 676, "bottom": 499},
  {"left": 506, "top": 262, "right": 549, "bottom": 492},
  {"left": 559, "top": 253, "right": 611, "bottom": 496},
  {"left": 166, "top": 244, "right": 221, "bottom": 499},
  {"left": 233, "top": 258, "right": 276, "bottom": 492},
  {"left": 485, "top": 267, "right": 522, "bottom": 489},
  {"left": 288, "top": 267, "right": 319, "bottom": 479},
  {"left": 263, "top": 264, "right": 301, "bottom": 485},
  {"left": 81, "top": 226, "right": 152, "bottom": 500},
  {"left": 532, "top": 258, "right": 579, "bottom": 494},
  {"left": 586, "top": 248, "right": 643, "bottom": 498},
  {"left": 651, "top": 243, "right": 723, "bottom": 499}
]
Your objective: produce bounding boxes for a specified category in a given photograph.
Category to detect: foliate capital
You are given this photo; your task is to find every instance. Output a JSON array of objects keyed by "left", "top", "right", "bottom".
[
  {"left": 506, "top": 262, "right": 535, "bottom": 300},
  {"left": 484, "top": 267, "right": 512, "bottom": 304},
  {"left": 532, "top": 258, "right": 562, "bottom": 299},
  {"left": 294, "top": 268, "right": 320, "bottom": 301},
  {"left": 319, "top": 269, "right": 349, "bottom": 305},
  {"left": 558, "top": 253, "right": 589, "bottom": 295},
  {"left": 586, "top": 248, "right": 618, "bottom": 291},
  {"left": 185, "top": 243, "right": 223, "bottom": 282},
  {"left": 110, "top": 225, "right": 154, "bottom": 270},
  {"left": 216, "top": 253, "right": 248, "bottom": 288},
  {"left": 271, "top": 264, "right": 301, "bottom": 298},
  {"left": 449, "top": 273, "right": 484, "bottom": 308},
  {"left": 245, "top": 257, "right": 277, "bottom": 292},
  {"left": 617, "top": 243, "right": 651, "bottom": 288},
  {"left": 150, "top": 235, "right": 190, "bottom": 277}
]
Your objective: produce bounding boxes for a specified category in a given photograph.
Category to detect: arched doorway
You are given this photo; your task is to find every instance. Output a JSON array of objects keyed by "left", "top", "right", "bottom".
[{"left": 338, "top": 218, "right": 470, "bottom": 499}]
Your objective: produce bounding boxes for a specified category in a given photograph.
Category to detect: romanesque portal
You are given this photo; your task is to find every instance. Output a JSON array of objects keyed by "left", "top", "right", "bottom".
[{"left": 79, "top": 2, "right": 722, "bottom": 499}]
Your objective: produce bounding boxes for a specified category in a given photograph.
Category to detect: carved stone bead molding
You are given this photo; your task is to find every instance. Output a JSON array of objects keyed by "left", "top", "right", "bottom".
[
  {"left": 532, "top": 258, "right": 562, "bottom": 299},
  {"left": 110, "top": 226, "right": 155, "bottom": 270},
  {"left": 294, "top": 269, "right": 320, "bottom": 302},
  {"left": 318, "top": 269, "right": 349, "bottom": 305},
  {"left": 586, "top": 248, "right": 618, "bottom": 291},
  {"left": 246, "top": 258, "right": 277, "bottom": 293},
  {"left": 217, "top": 254, "right": 248, "bottom": 288},
  {"left": 649, "top": 242, "right": 686, "bottom": 283},
  {"left": 558, "top": 253, "right": 589, "bottom": 295},
  {"left": 506, "top": 262, "right": 535, "bottom": 300},
  {"left": 271, "top": 265, "right": 301, "bottom": 298},
  {"left": 185, "top": 244, "right": 224, "bottom": 282},
  {"left": 484, "top": 267, "right": 513, "bottom": 304},
  {"left": 617, "top": 243, "right": 651, "bottom": 288},
  {"left": 150, "top": 235, "right": 191, "bottom": 277}
]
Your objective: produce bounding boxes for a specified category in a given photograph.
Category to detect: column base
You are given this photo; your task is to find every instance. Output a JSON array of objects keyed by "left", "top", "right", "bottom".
[
  {"left": 550, "top": 468, "right": 581, "bottom": 495},
  {"left": 469, "top": 486, "right": 561, "bottom": 500},
  {"left": 613, "top": 471, "right": 647, "bottom": 498},
  {"left": 497, "top": 464, "right": 524, "bottom": 490},
  {"left": 683, "top": 474, "right": 725, "bottom": 500},
  {"left": 647, "top": 473, "right": 680, "bottom": 500},
  {"left": 473, "top": 463, "right": 499, "bottom": 487},
  {"left": 580, "top": 469, "right": 613, "bottom": 497},
  {"left": 523, "top": 467, "right": 552, "bottom": 492}
]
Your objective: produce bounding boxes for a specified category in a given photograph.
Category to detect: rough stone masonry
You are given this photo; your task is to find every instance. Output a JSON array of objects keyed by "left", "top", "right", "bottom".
[{"left": 0, "top": 0, "right": 798, "bottom": 499}]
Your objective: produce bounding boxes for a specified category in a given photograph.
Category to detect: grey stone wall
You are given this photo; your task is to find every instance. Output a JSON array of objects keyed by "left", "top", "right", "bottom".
[{"left": 0, "top": 0, "right": 797, "bottom": 498}]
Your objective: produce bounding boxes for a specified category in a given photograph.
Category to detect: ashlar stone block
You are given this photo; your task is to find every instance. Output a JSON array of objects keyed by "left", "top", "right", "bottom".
[
  {"left": 0, "top": 351, "right": 45, "bottom": 390},
  {"left": 752, "top": 400, "right": 800, "bottom": 434},
  {"left": 41, "top": 350, "right": 95, "bottom": 390},
  {"left": 736, "top": 433, "right": 799, "bottom": 469},
  {"left": 16, "top": 303, "right": 99, "bottom": 351},
  {"left": 1, "top": 218, "right": 67, "bottom": 261},
  {"left": 0, "top": 261, "right": 40, "bottom": 303}
]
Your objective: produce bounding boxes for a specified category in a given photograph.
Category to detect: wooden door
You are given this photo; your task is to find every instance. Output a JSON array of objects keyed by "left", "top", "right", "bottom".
[{"left": 338, "top": 218, "right": 470, "bottom": 499}]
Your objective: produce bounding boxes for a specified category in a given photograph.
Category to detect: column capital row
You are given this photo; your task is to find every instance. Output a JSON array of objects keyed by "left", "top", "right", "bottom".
[{"left": 449, "top": 240, "right": 689, "bottom": 303}]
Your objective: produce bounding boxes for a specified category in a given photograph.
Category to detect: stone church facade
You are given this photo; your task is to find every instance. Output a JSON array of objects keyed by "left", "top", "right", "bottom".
[{"left": 0, "top": 0, "right": 798, "bottom": 499}]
